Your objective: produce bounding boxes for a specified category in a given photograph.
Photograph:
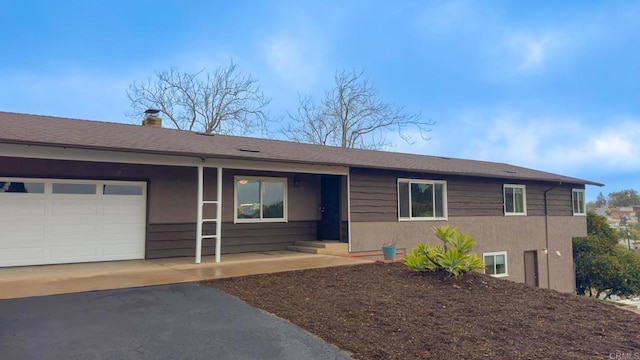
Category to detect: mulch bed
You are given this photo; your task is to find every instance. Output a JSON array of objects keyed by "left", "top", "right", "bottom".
[{"left": 200, "top": 262, "right": 640, "bottom": 359}]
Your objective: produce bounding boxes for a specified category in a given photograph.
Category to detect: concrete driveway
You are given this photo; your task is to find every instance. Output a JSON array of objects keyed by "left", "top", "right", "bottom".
[
  {"left": 0, "top": 283, "right": 351, "bottom": 360},
  {"left": 0, "top": 252, "right": 370, "bottom": 299}
]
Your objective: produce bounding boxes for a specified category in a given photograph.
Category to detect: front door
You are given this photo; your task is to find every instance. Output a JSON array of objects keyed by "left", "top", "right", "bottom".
[
  {"left": 524, "top": 250, "right": 539, "bottom": 287},
  {"left": 319, "top": 175, "right": 341, "bottom": 241}
]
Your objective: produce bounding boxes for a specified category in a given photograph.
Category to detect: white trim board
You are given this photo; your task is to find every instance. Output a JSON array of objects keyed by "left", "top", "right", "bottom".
[{"left": 0, "top": 143, "right": 349, "bottom": 175}]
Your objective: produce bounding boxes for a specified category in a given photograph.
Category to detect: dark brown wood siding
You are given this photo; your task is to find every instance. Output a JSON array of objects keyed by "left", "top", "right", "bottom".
[
  {"left": 349, "top": 167, "right": 583, "bottom": 220},
  {"left": 350, "top": 169, "right": 397, "bottom": 222},
  {"left": 545, "top": 184, "right": 579, "bottom": 216},
  {"left": 146, "top": 220, "right": 317, "bottom": 259},
  {"left": 447, "top": 179, "right": 503, "bottom": 216}
]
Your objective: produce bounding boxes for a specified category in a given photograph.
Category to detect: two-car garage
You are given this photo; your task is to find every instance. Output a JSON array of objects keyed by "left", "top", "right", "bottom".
[{"left": 0, "top": 178, "right": 147, "bottom": 267}]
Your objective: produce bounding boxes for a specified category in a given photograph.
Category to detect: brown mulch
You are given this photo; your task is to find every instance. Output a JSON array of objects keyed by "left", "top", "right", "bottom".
[{"left": 200, "top": 262, "right": 640, "bottom": 359}]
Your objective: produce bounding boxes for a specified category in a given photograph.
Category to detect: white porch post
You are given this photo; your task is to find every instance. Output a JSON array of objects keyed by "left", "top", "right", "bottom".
[
  {"left": 196, "top": 164, "right": 204, "bottom": 264},
  {"left": 215, "top": 166, "right": 223, "bottom": 263}
]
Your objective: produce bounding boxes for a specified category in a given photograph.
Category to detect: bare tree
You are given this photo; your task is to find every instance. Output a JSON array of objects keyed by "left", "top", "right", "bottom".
[
  {"left": 285, "top": 95, "right": 337, "bottom": 146},
  {"left": 127, "top": 61, "right": 270, "bottom": 135},
  {"left": 285, "top": 70, "right": 433, "bottom": 149}
]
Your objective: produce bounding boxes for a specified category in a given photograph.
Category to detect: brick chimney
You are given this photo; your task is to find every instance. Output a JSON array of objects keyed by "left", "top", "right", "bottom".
[{"left": 142, "top": 109, "right": 162, "bottom": 128}]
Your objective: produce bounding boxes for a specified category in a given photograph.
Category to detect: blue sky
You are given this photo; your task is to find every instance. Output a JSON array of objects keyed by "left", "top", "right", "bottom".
[{"left": 1, "top": 1, "right": 638, "bottom": 200}]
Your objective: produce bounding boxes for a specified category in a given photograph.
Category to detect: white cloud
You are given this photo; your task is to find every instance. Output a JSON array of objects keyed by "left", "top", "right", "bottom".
[
  {"left": 458, "top": 112, "right": 640, "bottom": 175},
  {"left": 585, "top": 123, "right": 638, "bottom": 165},
  {"left": 380, "top": 110, "right": 638, "bottom": 199},
  {"left": 508, "top": 36, "right": 546, "bottom": 71},
  {"left": 262, "top": 33, "right": 324, "bottom": 92},
  {"left": 505, "top": 33, "right": 566, "bottom": 72},
  {"left": 412, "top": 2, "right": 573, "bottom": 76}
]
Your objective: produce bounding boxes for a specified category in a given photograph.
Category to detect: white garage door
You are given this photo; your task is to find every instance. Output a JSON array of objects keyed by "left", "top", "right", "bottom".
[{"left": 0, "top": 178, "right": 147, "bottom": 267}]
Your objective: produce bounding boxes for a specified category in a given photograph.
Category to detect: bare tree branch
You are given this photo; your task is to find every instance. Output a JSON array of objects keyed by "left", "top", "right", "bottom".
[
  {"left": 285, "top": 69, "right": 434, "bottom": 149},
  {"left": 283, "top": 95, "right": 338, "bottom": 146},
  {"left": 126, "top": 60, "right": 271, "bottom": 135}
]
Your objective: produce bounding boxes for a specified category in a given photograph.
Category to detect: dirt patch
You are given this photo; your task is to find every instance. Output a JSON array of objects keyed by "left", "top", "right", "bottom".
[{"left": 200, "top": 262, "right": 640, "bottom": 359}]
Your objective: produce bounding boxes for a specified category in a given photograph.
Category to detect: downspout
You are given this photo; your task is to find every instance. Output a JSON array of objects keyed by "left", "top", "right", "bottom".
[{"left": 543, "top": 182, "right": 562, "bottom": 289}]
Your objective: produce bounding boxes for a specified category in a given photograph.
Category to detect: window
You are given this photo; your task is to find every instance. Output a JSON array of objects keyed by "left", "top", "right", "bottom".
[
  {"left": 398, "top": 179, "right": 447, "bottom": 220},
  {"left": 52, "top": 183, "right": 96, "bottom": 194},
  {"left": 504, "top": 184, "right": 526, "bottom": 215},
  {"left": 103, "top": 184, "right": 144, "bottom": 195},
  {"left": 0, "top": 182, "right": 45, "bottom": 193},
  {"left": 235, "top": 176, "right": 286, "bottom": 223},
  {"left": 572, "top": 189, "right": 586, "bottom": 216},
  {"left": 484, "top": 251, "right": 508, "bottom": 277}
]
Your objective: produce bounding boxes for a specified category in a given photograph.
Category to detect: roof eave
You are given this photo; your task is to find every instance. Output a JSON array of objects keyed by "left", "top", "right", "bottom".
[{"left": 0, "top": 139, "right": 604, "bottom": 187}]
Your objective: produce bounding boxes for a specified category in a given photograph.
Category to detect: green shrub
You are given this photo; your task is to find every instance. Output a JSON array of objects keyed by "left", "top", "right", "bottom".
[{"left": 404, "top": 225, "right": 485, "bottom": 277}]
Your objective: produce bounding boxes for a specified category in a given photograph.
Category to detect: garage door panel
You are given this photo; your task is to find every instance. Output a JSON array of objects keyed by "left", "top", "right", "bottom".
[
  {"left": 102, "top": 223, "right": 145, "bottom": 236},
  {"left": 49, "top": 245, "right": 97, "bottom": 259},
  {"left": 0, "top": 178, "right": 146, "bottom": 267},
  {"left": 51, "top": 201, "right": 99, "bottom": 216},
  {"left": 103, "top": 200, "right": 143, "bottom": 215},
  {"left": 101, "top": 243, "right": 144, "bottom": 256},
  {"left": 0, "top": 199, "right": 46, "bottom": 217},
  {"left": 0, "top": 248, "right": 44, "bottom": 265},
  {"left": 0, "top": 225, "right": 45, "bottom": 244},
  {"left": 50, "top": 224, "right": 98, "bottom": 238}
]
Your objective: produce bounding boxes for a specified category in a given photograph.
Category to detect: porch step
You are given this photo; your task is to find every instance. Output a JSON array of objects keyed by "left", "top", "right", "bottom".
[{"left": 287, "top": 241, "right": 349, "bottom": 255}]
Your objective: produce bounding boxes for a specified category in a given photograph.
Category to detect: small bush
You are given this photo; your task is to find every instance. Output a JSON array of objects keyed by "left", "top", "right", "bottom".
[{"left": 404, "top": 225, "right": 485, "bottom": 277}]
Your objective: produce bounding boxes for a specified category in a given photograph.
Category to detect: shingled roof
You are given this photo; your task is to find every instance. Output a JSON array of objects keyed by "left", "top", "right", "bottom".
[{"left": 0, "top": 111, "right": 602, "bottom": 186}]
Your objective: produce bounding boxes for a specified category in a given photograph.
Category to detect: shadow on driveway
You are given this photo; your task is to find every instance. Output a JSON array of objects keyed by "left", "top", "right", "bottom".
[{"left": 0, "top": 283, "right": 351, "bottom": 360}]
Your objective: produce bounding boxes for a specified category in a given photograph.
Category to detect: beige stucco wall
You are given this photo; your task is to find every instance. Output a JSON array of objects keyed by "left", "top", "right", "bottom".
[{"left": 350, "top": 216, "right": 586, "bottom": 293}]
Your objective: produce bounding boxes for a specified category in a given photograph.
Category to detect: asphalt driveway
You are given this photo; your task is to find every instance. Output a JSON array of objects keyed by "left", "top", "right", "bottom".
[{"left": 0, "top": 283, "right": 351, "bottom": 360}]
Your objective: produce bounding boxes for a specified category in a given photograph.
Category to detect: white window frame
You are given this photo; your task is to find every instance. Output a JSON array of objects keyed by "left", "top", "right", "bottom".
[
  {"left": 0, "top": 178, "right": 46, "bottom": 194},
  {"left": 503, "top": 184, "right": 527, "bottom": 216},
  {"left": 397, "top": 178, "right": 448, "bottom": 221},
  {"left": 234, "top": 176, "right": 287, "bottom": 224},
  {"left": 0, "top": 177, "right": 146, "bottom": 197},
  {"left": 572, "top": 189, "right": 586, "bottom": 216},
  {"left": 483, "top": 251, "right": 508, "bottom": 278}
]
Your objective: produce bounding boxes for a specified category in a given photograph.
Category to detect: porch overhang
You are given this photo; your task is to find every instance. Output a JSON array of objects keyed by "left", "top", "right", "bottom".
[{"left": 1, "top": 143, "right": 351, "bottom": 264}]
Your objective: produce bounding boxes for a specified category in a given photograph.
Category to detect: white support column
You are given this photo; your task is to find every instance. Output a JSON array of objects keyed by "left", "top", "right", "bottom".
[
  {"left": 196, "top": 165, "right": 204, "bottom": 264},
  {"left": 346, "top": 169, "right": 352, "bottom": 253},
  {"left": 215, "top": 166, "right": 223, "bottom": 263}
]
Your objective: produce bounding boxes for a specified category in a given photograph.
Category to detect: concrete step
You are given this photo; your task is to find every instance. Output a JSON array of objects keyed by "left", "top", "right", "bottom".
[
  {"left": 287, "top": 241, "right": 349, "bottom": 255},
  {"left": 287, "top": 245, "right": 320, "bottom": 254}
]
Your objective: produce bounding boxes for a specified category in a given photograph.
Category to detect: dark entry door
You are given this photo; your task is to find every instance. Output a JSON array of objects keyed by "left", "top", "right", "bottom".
[
  {"left": 524, "top": 250, "right": 539, "bottom": 287},
  {"left": 319, "top": 175, "right": 341, "bottom": 241}
]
